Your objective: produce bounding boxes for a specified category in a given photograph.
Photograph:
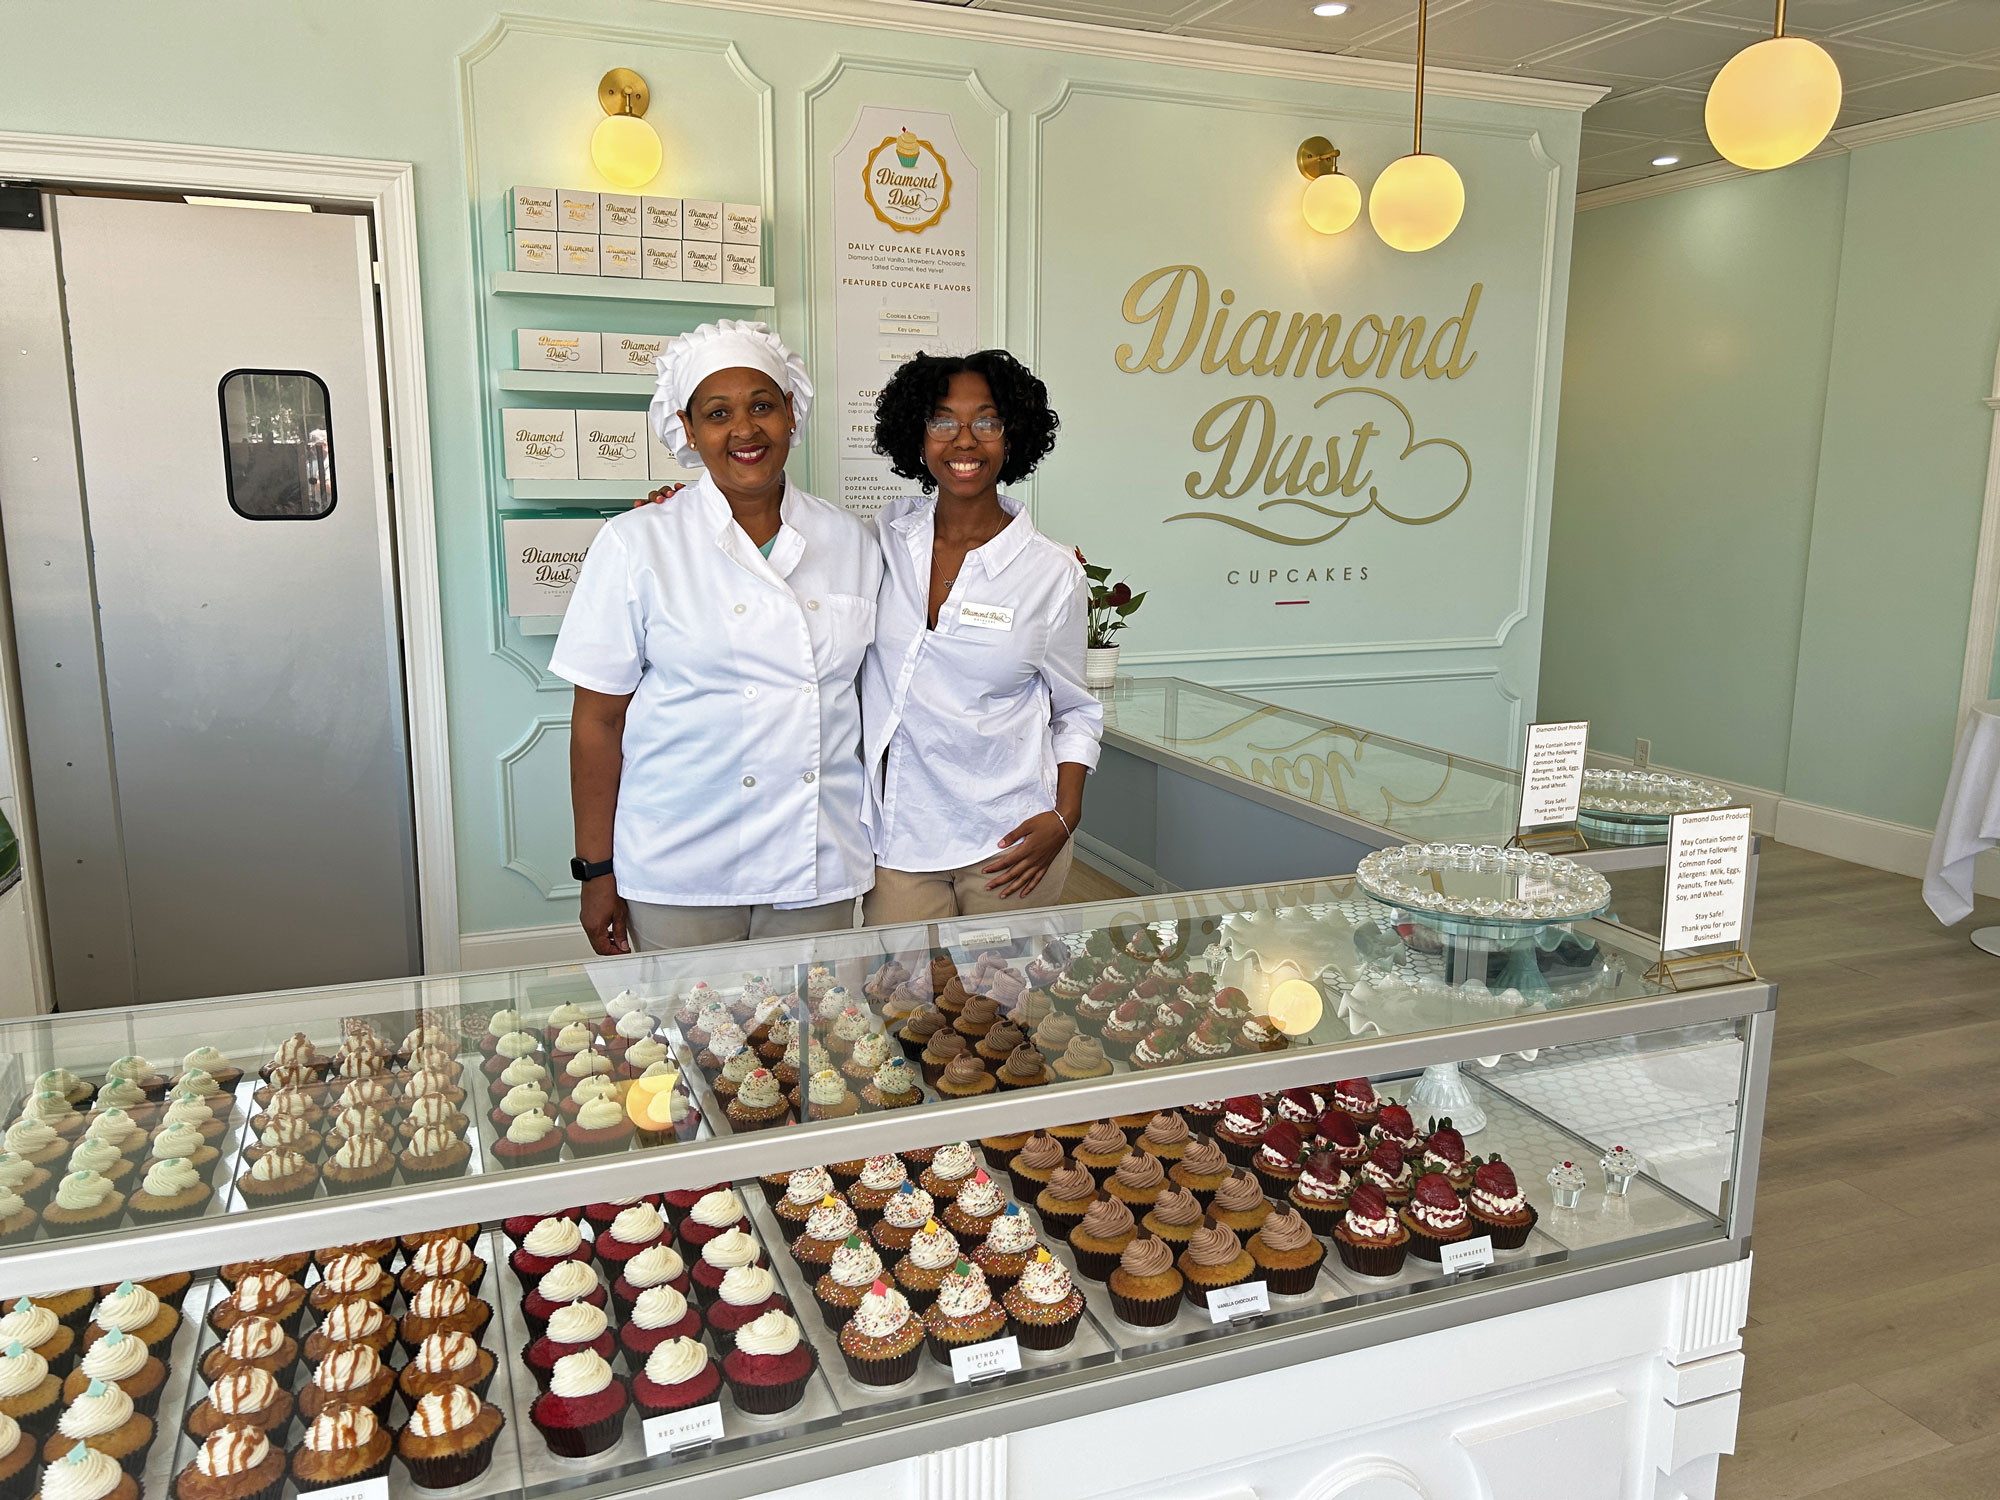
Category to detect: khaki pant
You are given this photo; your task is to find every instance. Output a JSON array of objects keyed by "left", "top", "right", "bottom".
[
  {"left": 626, "top": 897, "right": 856, "bottom": 952},
  {"left": 861, "top": 842, "right": 1075, "bottom": 925}
]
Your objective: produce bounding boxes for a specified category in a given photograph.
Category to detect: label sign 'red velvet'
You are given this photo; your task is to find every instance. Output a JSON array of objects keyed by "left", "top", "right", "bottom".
[{"left": 643, "top": 1402, "right": 725, "bottom": 1454}]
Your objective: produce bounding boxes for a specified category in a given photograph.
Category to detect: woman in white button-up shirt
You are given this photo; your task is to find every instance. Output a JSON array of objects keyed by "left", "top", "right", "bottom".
[
  {"left": 553, "top": 322, "right": 880, "bottom": 953},
  {"left": 860, "top": 351, "right": 1103, "bottom": 922}
]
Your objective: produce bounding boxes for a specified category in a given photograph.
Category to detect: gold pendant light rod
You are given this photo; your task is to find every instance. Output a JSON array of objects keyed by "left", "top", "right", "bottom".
[
  {"left": 1413, "top": 0, "right": 1428, "bottom": 154},
  {"left": 1773, "top": 0, "right": 1786, "bottom": 37}
]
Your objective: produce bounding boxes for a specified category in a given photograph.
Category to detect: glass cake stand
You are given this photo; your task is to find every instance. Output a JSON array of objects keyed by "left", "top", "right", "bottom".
[{"left": 1577, "top": 770, "right": 1730, "bottom": 847}]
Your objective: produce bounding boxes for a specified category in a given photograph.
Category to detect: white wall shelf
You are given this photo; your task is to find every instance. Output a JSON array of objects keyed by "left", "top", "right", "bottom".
[
  {"left": 492, "top": 271, "right": 775, "bottom": 307},
  {"left": 508, "top": 478, "right": 656, "bottom": 502},
  {"left": 497, "top": 370, "right": 654, "bottom": 396}
]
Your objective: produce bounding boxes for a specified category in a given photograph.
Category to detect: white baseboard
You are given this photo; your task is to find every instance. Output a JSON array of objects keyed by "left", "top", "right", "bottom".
[
  {"left": 1074, "top": 832, "right": 1171, "bottom": 896},
  {"left": 1585, "top": 750, "right": 2000, "bottom": 902},
  {"left": 455, "top": 921, "right": 595, "bottom": 971}
]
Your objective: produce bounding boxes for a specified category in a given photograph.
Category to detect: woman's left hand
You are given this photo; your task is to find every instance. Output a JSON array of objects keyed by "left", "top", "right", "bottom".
[{"left": 982, "top": 812, "right": 1072, "bottom": 898}]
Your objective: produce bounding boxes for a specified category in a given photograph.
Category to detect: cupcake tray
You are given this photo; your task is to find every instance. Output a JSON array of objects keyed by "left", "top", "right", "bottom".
[
  {"left": 137, "top": 1275, "right": 221, "bottom": 1500},
  {"left": 164, "top": 1229, "right": 529, "bottom": 1500},
  {"left": 739, "top": 1190, "right": 1118, "bottom": 1422}
]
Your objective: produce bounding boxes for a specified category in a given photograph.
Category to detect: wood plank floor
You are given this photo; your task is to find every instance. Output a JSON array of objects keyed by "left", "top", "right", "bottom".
[{"left": 1066, "top": 842, "right": 2000, "bottom": 1496}]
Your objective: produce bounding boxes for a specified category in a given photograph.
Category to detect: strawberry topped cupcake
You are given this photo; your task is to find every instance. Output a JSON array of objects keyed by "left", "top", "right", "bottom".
[
  {"left": 1418, "top": 1121, "right": 1474, "bottom": 1192},
  {"left": 1329, "top": 1078, "right": 1381, "bottom": 1132},
  {"left": 1400, "top": 1173, "right": 1472, "bottom": 1261},
  {"left": 1359, "top": 1141, "right": 1414, "bottom": 1204},
  {"left": 1465, "top": 1160, "right": 1537, "bottom": 1249},
  {"left": 1212, "top": 1097, "right": 1268, "bottom": 1168},
  {"left": 1288, "top": 1151, "right": 1351, "bottom": 1236},
  {"left": 1314, "top": 1110, "right": 1370, "bottom": 1168},
  {"left": 1369, "top": 1103, "right": 1423, "bottom": 1153},
  {"left": 1274, "top": 1088, "right": 1324, "bottom": 1131},
  {"left": 1333, "top": 1182, "right": 1409, "bottom": 1277},
  {"left": 1252, "top": 1119, "right": 1306, "bottom": 1199}
]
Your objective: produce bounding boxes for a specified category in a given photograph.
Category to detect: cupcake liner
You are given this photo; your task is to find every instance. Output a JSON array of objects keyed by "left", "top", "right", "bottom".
[
  {"left": 0, "top": 1457, "right": 30, "bottom": 1500},
  {"left": 175, "top": 1460, "right": 285, "bottom": 1500},
  {"left": 402, "top": 1415, "right": 504, "bottom": 1490},
  {"left": 1401, "top": 1215, "right": 1469, "bottom": 1263},
  {"left": 1335, "top": 1233, "right": 1408, "bottom": 1278},
  {"left": 1067, "top": 1244, "right": 1124, "bottom": 1282},
  {"left": 291, "top": 1449, "right": 393, "bottom": 1493},
  {"left": 1252, "top": 1165, "right": 1301, "bottom": 1201},
  {"left": 841, "top": 1343, "right": 923, "bottom": 1387},
  {"left": 1108, "top": 1288, "right": 1182, "bottom": 1328},
  {"left": 532, "top": 1400, "right": 629, "bottom": 1458},
  {"left": 1004, "top": 1168, "right": 1048, "bottom": 1203},
  {"left": 1470, "top": 1208, "right": 1536, "bottom": 1251},
  {"left": 1034, "top": 1204, "right": 1089, "bottom": 1243},
  {"left": 725, "top": 1372, "right": 810, "bottom": 1416},
  {"left": 1288, "top": 1198, "right": 1346, "bottom": 1238},
  {"left": 814, "top": 1294, "right": 862, "bottom": 1333},
  {"left": 1257, "top": 1255, "right": 1324, "bottom": 1296},
  {"left": 1181, "top": 1271, "right": 1250, "bottom": 1309},
  {"left": 1007, "top": 1312, "right": 1080, "bottom": 1350},
  {"left": 1214, "top": 1137, "right": 1259, "bottom": 1169}
]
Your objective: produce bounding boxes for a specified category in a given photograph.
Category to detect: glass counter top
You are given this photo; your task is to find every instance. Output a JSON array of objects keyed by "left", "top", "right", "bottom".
[{"left": 1099, "top": 677, "right": 1523, "bottom": 845}]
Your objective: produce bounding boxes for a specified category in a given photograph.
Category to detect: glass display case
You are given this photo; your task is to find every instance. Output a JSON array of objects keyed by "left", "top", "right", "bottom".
[{"left": 0, "top": 871, "right": 1771, "bottom": 1500}]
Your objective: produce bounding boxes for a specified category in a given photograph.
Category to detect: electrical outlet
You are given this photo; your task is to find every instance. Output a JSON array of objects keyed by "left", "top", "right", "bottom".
[{"left": 1634, "top": 738, "right": 1651, "bottom": 769}]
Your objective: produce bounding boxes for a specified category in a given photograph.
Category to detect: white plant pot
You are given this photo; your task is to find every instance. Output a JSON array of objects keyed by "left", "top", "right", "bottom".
[{"left": 1084, "top": 645, "right": 1121, "bottom": 688}]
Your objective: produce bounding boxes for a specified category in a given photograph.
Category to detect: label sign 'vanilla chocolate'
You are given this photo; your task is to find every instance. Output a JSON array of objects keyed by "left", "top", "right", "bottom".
[{"left": 1205, "top": 1280, "right": 1270, "bottom": 1323}]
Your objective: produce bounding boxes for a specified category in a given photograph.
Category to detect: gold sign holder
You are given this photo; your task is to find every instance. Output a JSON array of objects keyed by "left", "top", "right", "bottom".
[
  {"left": 1645, "top": 947, "right": 1758, "bottom": 991},
  {"left": 1506, "top": 825, "right": 1589, "bottom": 855}
]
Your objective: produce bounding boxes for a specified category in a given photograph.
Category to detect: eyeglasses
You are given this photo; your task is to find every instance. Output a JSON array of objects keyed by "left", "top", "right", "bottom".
[{"left": 925, "top": 416, "right": 1003, "bottom": 440}]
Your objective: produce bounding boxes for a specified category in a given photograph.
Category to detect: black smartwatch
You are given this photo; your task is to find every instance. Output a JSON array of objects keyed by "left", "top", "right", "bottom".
[{"left": 570, "top": 856, "right": 615, "bottom": 882}]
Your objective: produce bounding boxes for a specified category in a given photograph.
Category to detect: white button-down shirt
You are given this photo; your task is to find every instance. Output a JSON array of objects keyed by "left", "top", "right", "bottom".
[
  {"left": 861, "top": 493, "right": 1103, "bottom": 872},
  {"left": 551, "top": 474, "right": 882, "bottom": 907}
]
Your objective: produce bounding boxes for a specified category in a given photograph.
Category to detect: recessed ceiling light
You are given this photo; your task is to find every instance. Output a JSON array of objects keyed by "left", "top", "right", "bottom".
[
  {"left": 1312, "top": 3, "right": 1350, "bottom": 14},
  {"left": 1651, "top": 155, "right": 1680, "bottom": 167}
]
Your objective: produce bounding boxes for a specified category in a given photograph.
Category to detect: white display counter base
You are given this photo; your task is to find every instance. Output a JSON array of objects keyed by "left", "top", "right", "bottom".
[{"left": 760, "top": 1256, "right": 1752, "bottom": 1500}]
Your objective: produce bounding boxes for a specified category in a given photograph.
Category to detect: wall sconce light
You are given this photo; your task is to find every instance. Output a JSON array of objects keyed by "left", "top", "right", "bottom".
[
  {"left": 591, "top": 68, "right": 663, "bottom": 190},
  {"left": 1368, "top": 0, "right": 1465, "bottom": 253},
  {"left": 1705, "top": 0, "right": 1842, "bottom": 170},
  {"left": 1297, "top": 137, "right": 1361, "bottom": 235}
]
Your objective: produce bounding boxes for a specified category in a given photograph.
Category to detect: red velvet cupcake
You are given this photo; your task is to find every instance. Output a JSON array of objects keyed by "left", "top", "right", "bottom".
[
  {"left": 507, "top": 1217, "right": 591, "bottom": 1290},
  {"left": 529, "top": 1350, "right": 629, "bottom": 1457},
  {"left": 701, "top": 1265, "right": 788, "bottom": 1352},
  {"left": 614, "top": 1285, "right": 702, "bottom": 1369},
  {"left": 520, "top": 1261, "right": 607, "bottom": 1340},
  {"left": 630, "top": 1336, "right": 722, "bottom": 1419},
  {"left": 689, "top": 1228, "right": 767, "bottom": 1308},
  {"left": 609, "top": 1242, "right": 689, "bottom": 1317},
  {"left": 504, "top": 1206, "right": 580, "bottom": 1246},
  {"left": 590, "top": 1202, "right": 669, "bottom": 1273},
  {"left": 676, "top": 1188, "right": 749, "bottom": 1252},
  {"left": 720, "top": 1310, "right": 817, "bottom": 1415},
  {"left": 523, "top": 1303, "right": 617, "bottom": 1392}
]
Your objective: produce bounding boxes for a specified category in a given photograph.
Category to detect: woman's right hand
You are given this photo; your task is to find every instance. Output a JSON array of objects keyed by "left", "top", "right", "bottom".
[{"left": 580, "top": 879, "right": 632, "bottom": 954}]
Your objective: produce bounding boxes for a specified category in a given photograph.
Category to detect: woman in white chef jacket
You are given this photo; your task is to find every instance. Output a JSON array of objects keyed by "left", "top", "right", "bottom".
[
  {"left": 552, "top": 320, "right": 881, "bottom": 954},
  {"left": 859, "top": 350, "right": 1102, "bottom": 921}
]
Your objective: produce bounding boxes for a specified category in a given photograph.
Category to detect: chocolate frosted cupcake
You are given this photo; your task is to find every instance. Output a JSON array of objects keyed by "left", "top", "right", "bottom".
[
  {"left": 1208, "top": 1169, "right": 1273, "bottom": 1235},
  {"left": 1005, "top": 1132, "right": 1063, "bottom": 1203},
  {"left": 1030, "top": 1012, "right": 1077, "bottom": 1062},
  {"left": 838, "top": 1281, "right": 925, "bottom": 1386},
  {"left": 1107, "top": 1232, "right": 1183, "bottom": 1326},
  {"left": 1288, "top": 1151, "right": 1352, "bottom": 1237},
  {"left": 1178, "top": 1218, "right": 1255, "bottom": 1308},
  {"left": 1067, "top": 1195, "right": 1137, "bottom": 1281},
  {"left": 952, "top": 996, "right": 1001, "bottom": 1042},
  {"left": 1032, "top": 1159, "right": 1097, "bottom": 1243},
  {"left": 918, "top": 1030, "right": 969, "bottom": 1088},
  {"left": 1139, "top": 1184, "right": 1204, "bottom": 1253},
  {"left": 1072, "top": 1122, "right": 1128, "bottom": 1186},
  {"left": 1136, "top": 1111, "right": 1191, "bottom": 1165},
  {"left": 934, "top": 1054, "right": 995, "bottom": 1100},
  {"left": 1001, "top": 1250, "right": 1085, "bottom": 1350},
  {"left": 974, "top": 1021, "right": 1026, "bottom": 1067},
  {"left": 1246, "top": 1205, "right": 1325, "bottom": 1293},
  {"left": 895, "top": 1007, "right": 945, "bottom": 1062},
  {"left": 1105, "top": 1150, "right": 1167, "bottom": 1214},
  {"left": 1333, "top": 1182, "right": 1409, "bottom": 1277},
  {"left": 860, "top": 1058, "right": 924, "bottom": 1112},
  {"left": 1052, "top": 1036, "right": 1112, "bottom": 1082},
  {"left": 1465, "top": 1160, "right": 1537, "bottom": 1249},
  {"left": 1168, "top": 1136, "right": 1232, "bottom": 1207},
  {"left": 995, "top": 1044, "right": 1050, "bottom": 1091}
]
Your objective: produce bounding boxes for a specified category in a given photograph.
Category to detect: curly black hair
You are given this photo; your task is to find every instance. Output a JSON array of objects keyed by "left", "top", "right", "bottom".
[{"left": 871, "top": 349, "right": 1060, "bottom": 492}]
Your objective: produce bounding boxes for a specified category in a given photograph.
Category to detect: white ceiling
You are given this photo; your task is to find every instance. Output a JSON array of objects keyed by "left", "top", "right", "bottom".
[{"left": 921, "top": 0, "right": 2000, "bottom": 189}]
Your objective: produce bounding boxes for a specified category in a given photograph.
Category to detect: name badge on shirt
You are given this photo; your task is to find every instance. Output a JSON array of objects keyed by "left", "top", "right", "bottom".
[{"left": 959, "top": 602, "right": 1015, "bottom": 632}]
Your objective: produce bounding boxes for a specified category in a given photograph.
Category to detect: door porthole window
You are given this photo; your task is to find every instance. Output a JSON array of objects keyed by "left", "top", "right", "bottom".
[{"left": 218, "top": 369, "right": 336, "bottom": 519}]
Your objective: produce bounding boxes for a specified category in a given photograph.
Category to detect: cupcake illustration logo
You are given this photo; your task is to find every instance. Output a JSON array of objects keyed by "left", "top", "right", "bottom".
[{"left": 864, "top": 127, "right": 953, "bottom": 235}]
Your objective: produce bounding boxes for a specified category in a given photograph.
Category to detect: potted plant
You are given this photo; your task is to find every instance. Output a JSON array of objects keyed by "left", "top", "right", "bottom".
[{"left": 1079, "top": 553, "right": 1145, "bottom": 688}]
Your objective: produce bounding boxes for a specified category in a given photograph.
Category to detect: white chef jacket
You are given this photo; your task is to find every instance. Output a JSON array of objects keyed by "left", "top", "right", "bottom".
[
  {"left": 550, "top": 474, "right": 882, "bottom": 907},
  {"left": 861, "top": 493, "right": 1103, "bottom": 871}
]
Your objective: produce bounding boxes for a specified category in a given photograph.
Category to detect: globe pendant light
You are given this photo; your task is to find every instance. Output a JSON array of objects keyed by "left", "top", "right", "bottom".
[
  {"left": 1368, "top": 0, "right": 1464, "bottom": 253},
  {"left": 1705, "top": 0, "right": 1842, "bottom": 170},
  {"left": 591, "top": 68, "right": 664, "bottom": 190},
  {"left": 1297, "top": 137, "right": 1362, "bottom": 235}
]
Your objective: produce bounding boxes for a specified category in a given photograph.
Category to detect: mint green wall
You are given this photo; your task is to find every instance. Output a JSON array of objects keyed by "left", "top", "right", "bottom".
[
  {"left": 1546, "top": 123, "right": 2000, "bottom": 832},
  {"left": 2, "top": 0, "right": 1581, "bottom": 938},
  {"left": 1541, "top": 158, "right": 1847, "bottom": 793}
]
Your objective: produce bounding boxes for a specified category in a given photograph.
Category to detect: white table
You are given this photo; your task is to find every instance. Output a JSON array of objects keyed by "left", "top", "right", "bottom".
[{"left": 1924, "top": 699, "right": 2000, "bottom": 955}]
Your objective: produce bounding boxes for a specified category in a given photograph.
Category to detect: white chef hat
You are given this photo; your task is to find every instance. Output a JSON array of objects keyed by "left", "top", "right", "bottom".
[{"left": 649, "top": 319, "right": 814, "bottom": 470}]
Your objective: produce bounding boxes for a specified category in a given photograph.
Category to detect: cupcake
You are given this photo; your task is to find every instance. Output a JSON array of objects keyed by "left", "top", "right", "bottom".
[
  {"left": 171, "top": 1425, "right": 284, "bottom": 1500},
  {"left": 1107, "top": 1232, "right": 1184, "bottom": 1326},
  {"left": 525, "top": 1301, "right": 618, "bottom": 1393},
  {"left": 941, "top": 1170, "right": 1007, "bottom": 1242},
  {"left": 840, "top": 1030, "right": 893, "bottom": 1084},
  {"left": 1329, "top": 1078, "right": 1381, "bottom": 1132},
  {"left": 562, "top": 1095, "right": 634, "bottom": 1157},
  {"left": 592, "top": 1202, "right": 669, "bottom": 1273},
  {"left": 321, "top": 1131, "right": 394, "bottom": 1195},
  {"left": 1418, "top": 1121, "right": 1474, "bottom": 1192},
  {"left": 39, "top": 1173, "right": 122, "bottom": 1239},
  {"left": 1288, "top": 1151, "right": 1352, "bottom": 1237},
  {"left": 702, "top": 1266, "right": 786, "bottom": 1352},
  {"left": 1004, "top": 1132, "right": 1064, "bottom": 1204},
  {"left": 922, "top": 1261, "right": 1006, "bottom": 1366},
  {"left": 724, "top": 1069, "right": 789, "bottom": 1131},
  {"left": 968, "top": 1205, "right": 1037, "bottom": 1295},
  {"left": 871, "top": 1184, "right": 936, "bottom": 1256},
  {"left": 1358, "top": 1141, "right": 1414, "bottom": 1205},
  {"left": 1465, "top": 1160, "right": 1537, "bottom": 1250},
  {"left": 196, "top": 1320, "right": 294, "bottom": 1390},
  {"left": 289, "top": 1403, "right": 391, "bottom": 1493},
  {"left": 918, "top": 1030, "right": 968, "bottom": 1088},
  {"left": 790, "top": 1196, "right": 861, "bottom": 1274},
  {"left": 492, "top": 1108, "right": 563, "bottom": 1168},
  {"left": 299, "top": 1346, "right": 393, "bottom": 1425},
  {"left": 529, "top": 1350, "right": 628, "bottom": 1457},
  {"left": 1182, "top": 1015, "right": 1235, "bottom": 1063},
  {"left": 812, "top": 1236, "right": 884, "bottom": 1331},
  {"left": 1177, "top": 1218, "right": 1255, "bottom": 1309},
  {"left": 398, "top": 1124, "right": 471, "bottom": 1182},
  {"left": 0, "top": 1413, "right": 29, "bottom": 1500},
  {"left": 1211, "top": 1098, "right": 1267, "bottom": 1167},
  {"left": 1, "top": 1123, "right": 66, "bottom": 1174},
  {"left": 184, "top": 1368, "right": 292, "bottom": 1444},
  {"left": 631, "top": 1337, "right": 721, "bottom": 1419},
  {"left": 397, "top": 1385, "right": 505, "bottom": 1490},
  {"left": 1106, "top": 1150, "right": 1167, "bottom": 1213},
  {"left": 80, "top": 1284, "right": 176, "bottom": 1358},
  {"left": 1135, "top": 1112, "right": 1191, "bottom": 1165},
  {"left": 794, "top": 1068, "right": 861, "bottom": 1120},
  {"left": 397, "top": 1280, "right": 491, "bottom": 1350},
  {"left": 1072, "top": 1122, "right": 1129, "bottom": 1186},
  {"left": 1052, "top": 1036, "right": 1112, "bottom": 1082},
  {"left": 123, "top": 1156, "right": 211, "bottom": 1225},
  {"left": 0, "top": 1157, "right": 52, "bottom": 1216},
  {"left": 397, "top": 1331, "right": 497, "bottom": 1405},
  {"left": 678, "top": 1187, "right": 750, "bottom": 1252},
  {"left": 609, "top": 1241, "right": 688, "bottom": 1317},
  {"left": 1252, "top": 1119, "right": 1306, "bottom": 1200},
  {"left": 207, "top": 1273, "right": 306, "bottom": 1342},
  {"left": 1067, "top": 1195, "right": 1137, "bottom": 1280},
  {"left": 1032, "top": 1159, "right": 1097, "bottom": 1243},
  {"left": 1001, "top": 1250, "right": 1084, "bottom": 1349},
  {"left": 1370, "top": 1103, "right": 1424, "bottom": 1153},
  {"left": 0, "top": 1309, "right": 69, "bottom": 1380},
  {"left": 894, "top": 1007, "right": 944, "bottom": 1062},
  {"left": 1139, "top": 1184, "right": 1204, "bottom": 1253},
  {"left": 845, "top": 1156, "right": 908, "bottom": 1228},
  {"left": 509, "top": 1217, "right": 590, "bottom": 1288},
  {"left": 690, "top": 1228, "right": 765, "bottom": 1308},
  {"left": 891, "top": 1220, "right": 960, "bottom": 1312},
  {"left": 1401, "top": 1173, "right": 1473, "bottom": 1262},
  {"left": 721, "top": 1311, "right": 816, "bottom": 1415},
  {"left": 306, "top": 1256, "right": 394, "bottom": 1321},
  {"left": 974, "top": 1021, "right": 1026, "bottom": 1068},
  {"left": 1167, "top": 1136, "right": 1231, "bottom": 1207},
  {"left": 1333, "top": 1182, "right": 1410, "bottom": 1277},
  {"left": 522, "top": 1262, "right": 606, "bottom": 1341},
  {"left": 934, "top": 1055, "right": 995, "bottom": 1100},
  {"left": 1234, "top": 1016, "right": 1288, "bottom": 1054},
  {"left": 839, "top": 1281, "right": 925, "bottom": 1386},
  {"left": 1314, "top": 1110, "right": 1370, "bottom": 1168},
  {"left": 1098, "top": 999, "right": 1149, "bottom": 1058},
  {"left": 1030, "top": 1013, "right": 1077, "bottom": 1062},
  {"left": 1246, "top": 1205, "right": 1325, "bottom": 1293},
  {"left": 859, "top": 1058, "right": 924, "bottom": 1112},
  {"left": 1207, "top": 1170, "right": 1272, "bottom": 1235},
  {"left": 398, "top": 1235, "right": 486, "bottom": 1299},
  {"left": 917, "top": 1142, "right": 978, "bottom": 1203},
  {"left": 994, "top": 1045, "right": 1050, "bottom": 1091},
  {"left": 0, "top": 1347, "right": 58, "bottom": 1439}
]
